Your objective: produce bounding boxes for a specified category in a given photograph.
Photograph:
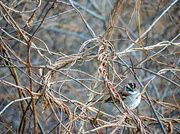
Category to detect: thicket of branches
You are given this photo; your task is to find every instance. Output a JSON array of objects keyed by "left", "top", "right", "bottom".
[{"left": 0, "top": 0, "right": 179, "bottom": 133}]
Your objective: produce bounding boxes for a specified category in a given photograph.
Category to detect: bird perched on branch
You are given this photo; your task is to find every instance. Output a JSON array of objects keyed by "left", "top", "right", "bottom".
[{"left": 105, "top": 83, "right": 141, "bottom": 112}]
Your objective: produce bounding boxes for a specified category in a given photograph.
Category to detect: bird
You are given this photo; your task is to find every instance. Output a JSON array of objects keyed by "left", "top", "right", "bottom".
[{"left": 104, "top": 83, "right": 141, "bottom": 112}]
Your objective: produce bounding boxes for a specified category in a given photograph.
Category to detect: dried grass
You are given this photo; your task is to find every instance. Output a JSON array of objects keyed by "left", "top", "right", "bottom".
[{"left": 0, "top": 0, "right": 179, "bottom": 133}]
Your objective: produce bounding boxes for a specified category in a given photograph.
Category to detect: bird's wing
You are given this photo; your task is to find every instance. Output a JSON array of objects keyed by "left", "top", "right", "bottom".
[
  {"left": 117, "top": 91, "right": 131, "bottom": 101},
  {"left": 105, "top": 91, "right": 131, "bottom": 102}
]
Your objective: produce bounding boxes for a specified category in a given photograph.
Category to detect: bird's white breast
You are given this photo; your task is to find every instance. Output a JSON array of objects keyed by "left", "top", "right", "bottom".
[{"left": 129, "top": 95, "right": 141, "bottom": 110}]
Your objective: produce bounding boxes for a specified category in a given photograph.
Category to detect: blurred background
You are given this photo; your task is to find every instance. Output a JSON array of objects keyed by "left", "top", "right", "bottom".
[{"left": 0, "top": 0, "right": 179, "bottom": 133}]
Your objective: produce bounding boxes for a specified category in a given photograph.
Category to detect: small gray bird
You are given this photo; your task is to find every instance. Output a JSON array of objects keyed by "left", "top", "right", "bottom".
[{"left": 105, "top": 83, "right": 141, "bottom": 112}]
